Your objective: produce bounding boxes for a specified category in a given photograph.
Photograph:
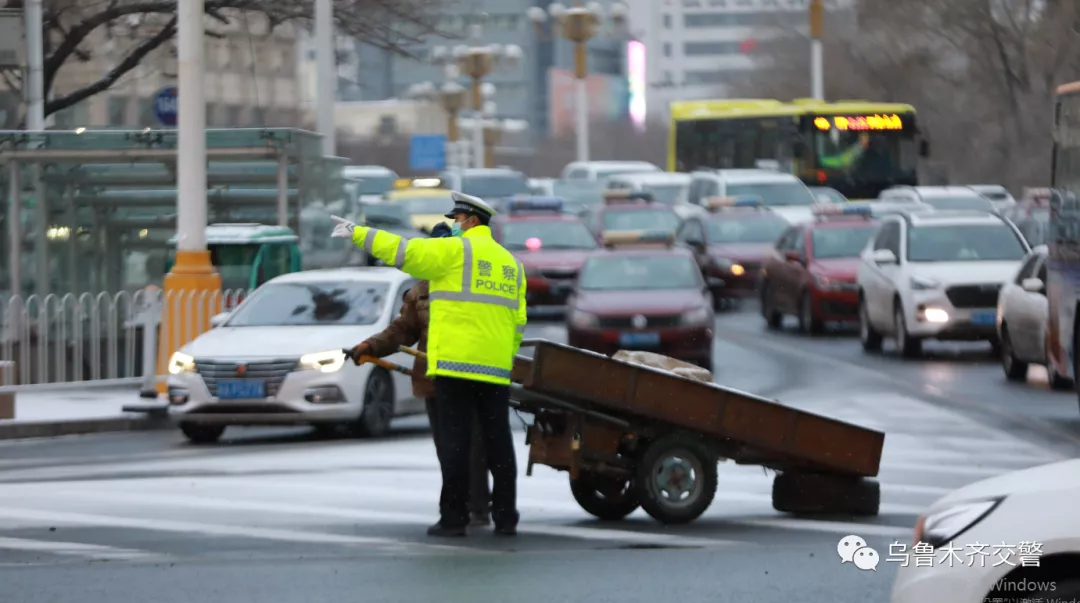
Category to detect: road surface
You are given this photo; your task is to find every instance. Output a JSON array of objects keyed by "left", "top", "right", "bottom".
[{"left": 0, "top": 310, "right": 1074, "bottom": 603}]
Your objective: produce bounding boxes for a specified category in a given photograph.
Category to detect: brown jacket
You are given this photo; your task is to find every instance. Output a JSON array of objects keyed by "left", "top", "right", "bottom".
[{"left": 364, "top": 280, "right": 433, "bottom": 398}]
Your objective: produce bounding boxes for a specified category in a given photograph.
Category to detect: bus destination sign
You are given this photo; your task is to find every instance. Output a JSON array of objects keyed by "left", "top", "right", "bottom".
[{"left": 813, "top": 114, "right": 904, "bottom": 132}]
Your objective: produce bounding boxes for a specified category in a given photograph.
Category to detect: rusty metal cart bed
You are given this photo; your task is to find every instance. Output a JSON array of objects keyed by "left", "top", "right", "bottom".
[{"left": 506, "top": 340, "right": 885, "bottom": 525}]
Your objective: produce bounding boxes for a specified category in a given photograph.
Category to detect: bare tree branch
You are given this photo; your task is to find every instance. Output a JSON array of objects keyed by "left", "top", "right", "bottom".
[{"left": 38, "top": 0, "right": 457, "bottom": 119}]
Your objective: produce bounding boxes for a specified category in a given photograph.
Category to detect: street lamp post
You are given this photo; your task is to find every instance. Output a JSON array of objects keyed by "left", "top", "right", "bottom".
[
  {"left": 431, "top": 25, "right": 522, "bottom": 169},
  {"left": 528, "top": 1, "right": 628, "bottom": 163},
  {"left": 407, "top": 68, "right": 468, "bottom": 169},
  {"left": 809, "top": 0, "right": 824, "bottom": 100}
]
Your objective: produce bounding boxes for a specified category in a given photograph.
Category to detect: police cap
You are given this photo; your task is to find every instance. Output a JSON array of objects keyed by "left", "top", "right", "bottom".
[{"left": 444, "top": 191, "right": 498, "bottom": 220}]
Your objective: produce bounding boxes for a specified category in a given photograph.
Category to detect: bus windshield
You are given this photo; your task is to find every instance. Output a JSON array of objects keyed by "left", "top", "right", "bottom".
[{"left": 811, "top": 127, "right": 919, "bottom": 192}]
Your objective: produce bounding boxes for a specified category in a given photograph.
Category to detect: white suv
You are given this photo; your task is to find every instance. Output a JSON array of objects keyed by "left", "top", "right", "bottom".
[
  {"left": 686, "top": 169, "right": 821, "bottom": 224},
  {"left": 857, "top": 210, "right": 1031, "bottom": 357}
]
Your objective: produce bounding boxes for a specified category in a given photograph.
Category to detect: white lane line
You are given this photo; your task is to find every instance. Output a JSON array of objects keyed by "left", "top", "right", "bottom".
[
  {"left": 0, "top": 536, "right": 170, "bottom": 562},
  {"left": 0, "top": 507, "right": 474, "bottom": 555},
  {"left": 41, "top": 489, "right": 742, "bottom": 549},
  {"left": 731, "top": 518, "right": 913, "bottom": 538}
]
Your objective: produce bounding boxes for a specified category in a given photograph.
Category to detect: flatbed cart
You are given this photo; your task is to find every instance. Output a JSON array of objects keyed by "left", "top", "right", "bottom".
[{"left": 351, "top": 339, "right": 885, "bottom": 525}]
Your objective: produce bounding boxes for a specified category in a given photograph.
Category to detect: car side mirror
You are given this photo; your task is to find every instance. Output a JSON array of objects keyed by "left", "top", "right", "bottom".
[
  {"left": 871, "top": 249, "right": 897, "bottom": 265},
  {"left": 919, "top": 140, "right": 930, "bottom": 157},
  {"left": 1021, "top": 278, "right": 1045, "bottom": 294},
  {"left": 210, "top": 312, "right": 231, "bottom": 327},
  {"left": 784, "top": 250, "right": 804, "bottom": 264}
]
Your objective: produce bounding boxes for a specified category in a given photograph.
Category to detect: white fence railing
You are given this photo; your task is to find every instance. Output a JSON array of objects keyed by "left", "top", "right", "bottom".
[{"left": 0, "top": 289, "right": 249, "bottom": 388}]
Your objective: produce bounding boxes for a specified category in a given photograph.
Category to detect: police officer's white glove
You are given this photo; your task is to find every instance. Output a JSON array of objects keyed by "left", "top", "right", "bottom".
[{"left": 330, "top": 215, "right": 356, "bottom": 239}]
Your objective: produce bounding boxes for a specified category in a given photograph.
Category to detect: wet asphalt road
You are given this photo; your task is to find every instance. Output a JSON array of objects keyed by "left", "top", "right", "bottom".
[{"left": 0, "top": 307, "right": 1076, "bottom": 603}]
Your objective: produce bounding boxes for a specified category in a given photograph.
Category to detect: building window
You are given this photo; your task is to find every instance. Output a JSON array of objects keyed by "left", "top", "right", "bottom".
[
  {"left": 709, "top": 0, "right": 726, "bottom": 5},
  {"left": 663, "top": 14, "right": 672, "bottom": 28},
  {"left": 684, "top": 12, "right": 803, "bottom": 27},
  {"left": 683, "top": 70, "right": 727, "bottom": 85},
  {"left": 684, "top": 41, "right": 744, "bottom": 56},
  {"left": 663, "top": 42, "right": 672, "bottom": 57},
  {"left": 226, "top": 105, "right": 242, "bottom": 125},
  {"left": 107, "top": 96, "right": 129, "bottom": 126},
  {"left": 682, "top": 0, "right": 701, "bottom": 6}
]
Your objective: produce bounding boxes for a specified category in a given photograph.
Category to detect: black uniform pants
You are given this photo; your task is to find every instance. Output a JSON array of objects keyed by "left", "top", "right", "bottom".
[
  {"left": 434, "top": 376, "right": 517, "bottom": 528},
  {"left": 424, "top": 397, "right": 489, "bottom": 516}
]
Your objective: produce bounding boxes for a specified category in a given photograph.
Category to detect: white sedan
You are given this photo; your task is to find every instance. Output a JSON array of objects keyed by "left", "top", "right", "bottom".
[
  {"left": 890, "top": 458, "right": 1080, "bottom": 603},
  {"left": 166, "top": 268, "right": 425, "bottom": 443},
  {"left": 997, "top": 245, "right": 1072, "bottom": 389}
]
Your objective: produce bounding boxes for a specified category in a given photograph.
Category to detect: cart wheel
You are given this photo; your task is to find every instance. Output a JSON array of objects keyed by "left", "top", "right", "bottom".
[
  {"left": 569, "top": 473, "right": 640, "bottom": 521},
  {"left": 772, "top": 472, "right": 880, "bottom": 516},
  {"left": 634, "top": 433, "right": 718, "bottom": 524}
]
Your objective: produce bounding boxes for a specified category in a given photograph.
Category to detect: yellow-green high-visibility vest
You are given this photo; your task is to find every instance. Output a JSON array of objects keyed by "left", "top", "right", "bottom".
[{"left": 353, "top": 224, "right": 526, "bottom": 385}]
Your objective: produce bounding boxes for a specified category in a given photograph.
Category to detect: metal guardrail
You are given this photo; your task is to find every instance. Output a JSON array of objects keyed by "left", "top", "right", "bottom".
[{"left": 0, "top": 288, "right": 248, "bottom": 388}]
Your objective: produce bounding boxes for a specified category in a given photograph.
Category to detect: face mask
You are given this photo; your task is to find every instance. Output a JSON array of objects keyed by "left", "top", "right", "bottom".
[{"left": 450, "top": 221, "right": 464, "bottom": 237}]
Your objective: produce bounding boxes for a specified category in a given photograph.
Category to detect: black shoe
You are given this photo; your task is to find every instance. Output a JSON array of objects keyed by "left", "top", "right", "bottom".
[
  {"left": 493, "top": 522, "right": 517, "bottom": 536},
  {"left": 426, "top": 522, "right": 467, "bottom": 537}
]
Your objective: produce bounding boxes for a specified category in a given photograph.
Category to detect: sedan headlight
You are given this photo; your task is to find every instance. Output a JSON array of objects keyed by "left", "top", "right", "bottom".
[
  {"left": 915, "top": 498, "right": 1002, "bottom": 548},
  {"left": 910, "top": 276, "right": 941, "bottom": 291},
  {"left": 681, "top": 306, "right": 711, "bottom": 326},
  {"left": 568, "top": 309, "right": 599, "bottom": 329},
  {"left": 167, "top": 351, "right": 195, "bottom": 375},
  {"left": 299, "top": 350, "right": 347, "bottom": 373}
]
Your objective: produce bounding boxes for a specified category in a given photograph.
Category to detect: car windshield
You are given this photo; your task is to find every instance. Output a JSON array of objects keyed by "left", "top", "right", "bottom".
[
  {"left": 208, "top": 244, "right": 260, "bottom": 291},
  {"left": 594, "top": 165, "right": 658, "bottom": 179},
  {"left": 642, "top": 184, "right": 687, "bottom": 205},
  {"left": 553, "top": 181, "right": 605, "bottom": 213},
  {"left": 394, "top": 195, "right": 453, "bottom": 215},
  {"left": 726, "top": 182, "right": 816, "bottom": 207},
  {"left": 907, "top": 224, "right": 1027, "bottom": 262},
  {"left": 226, "top": 281, "right": 389, "bottom": 327},
  {"left": 920, "top": 195, "right": 995, "bottom": 211},
  {"left": 811, "top": 187, "right": 847, "bottom": 203},
  {"left": 361, "top": 204, "right": 409, "bottom": 227},
  {"left": 811, "top": 226, "right": 878, "bottom": 259},
  {"left": 352, "top": 176, "right": 397, "bottom": 196},
  {"left": 706, "top": 216, "right": 788, "bottom": 243},
  {"left": 602, "top": 208, "right": 680, "bottom": 232},
  {"left": 501, "top": 220, "right": 597, "bottom": 250},
  {"left": 579, "top": 255, "right": 701, "bottom": 290},
  {"left": 460, "top": 174, "right": 530, "bottom": 198}
]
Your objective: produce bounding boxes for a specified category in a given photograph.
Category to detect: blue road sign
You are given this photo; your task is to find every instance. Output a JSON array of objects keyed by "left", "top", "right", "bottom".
[
  {"left": 154, "top": 86, "right": 178, "bottom": 126},
  {"left": 409, "top": 134, "right": 447, "bottom": 171}
]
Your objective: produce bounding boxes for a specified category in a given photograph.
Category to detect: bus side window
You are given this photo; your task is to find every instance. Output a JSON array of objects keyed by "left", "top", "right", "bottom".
[{"left": 256, "top": 244, "right": 292, "bottom": 287}]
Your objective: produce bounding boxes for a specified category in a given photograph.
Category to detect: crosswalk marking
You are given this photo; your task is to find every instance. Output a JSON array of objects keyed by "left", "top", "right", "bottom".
[
  {"left": 0, "top": 383, "right": 1065, "bottom": 566},
  {"left": 0, "top": 536, "right": 171, "bottom": 562},
  {"left": 0, "top": 507, "right": 477, "bottom": 555}
]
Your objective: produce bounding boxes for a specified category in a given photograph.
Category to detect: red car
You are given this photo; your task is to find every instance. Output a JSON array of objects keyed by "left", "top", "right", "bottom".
[
  {"left": 566, "top": 230, "right": 715, "bottom": 370},
  {"left": 489, "top": 197, "right": 600, "bottom": 315},
  {"left": 675, "top": 197, "right": 790, "bottom": 306},
  {"left": 590, "top": 190, "right": 682, "bottom": 237},
  {"left": 759, "top": 204, "right": 879, "bottom": 333}
]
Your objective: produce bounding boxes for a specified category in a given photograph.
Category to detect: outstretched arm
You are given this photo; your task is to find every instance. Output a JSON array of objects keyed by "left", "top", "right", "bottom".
[{"left": 351, "top": 225, "right": 459, "bottom": 281}]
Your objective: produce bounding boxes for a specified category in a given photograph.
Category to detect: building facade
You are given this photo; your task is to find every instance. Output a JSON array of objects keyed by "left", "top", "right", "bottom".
[
  {"left": 352, "top": 0, "right": 630, "bottom": 142},
  {"left": 0, "top": 12, "right": 304, "bottom": 130},
  {"left": 626, "top": 0, "right": 852, "bottom": 121}
]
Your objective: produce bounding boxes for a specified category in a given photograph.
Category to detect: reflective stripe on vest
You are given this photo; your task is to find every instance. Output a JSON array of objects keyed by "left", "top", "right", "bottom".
[
  {"left": 361, "top": 228, "right": 407, "bottom": 268},
  {"left": 428, "top": 239, "right": 523, "bottom": 311},
  {"left": 434, "top": 360, "right": 512, "bottom": 380}
]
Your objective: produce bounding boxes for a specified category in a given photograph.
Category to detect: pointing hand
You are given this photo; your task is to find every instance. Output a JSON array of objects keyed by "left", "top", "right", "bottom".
[{"left": 330, "top": 215, "right": 356, "bottom": 239}]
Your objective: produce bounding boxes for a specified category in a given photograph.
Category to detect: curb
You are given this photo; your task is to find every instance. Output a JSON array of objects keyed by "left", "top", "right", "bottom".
[{"left": 0, "top": 415, "right": 174, "bottom": 440}]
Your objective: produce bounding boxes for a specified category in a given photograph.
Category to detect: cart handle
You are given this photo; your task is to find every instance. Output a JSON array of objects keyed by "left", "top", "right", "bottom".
[{"left": 342, "top": 348, "right": 414, "bottom": 376}]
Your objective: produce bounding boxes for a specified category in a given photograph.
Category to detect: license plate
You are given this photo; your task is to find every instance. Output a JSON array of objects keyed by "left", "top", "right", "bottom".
[
  {"left": 217, "top": 380, "right": 266, "bottom": 399},
  {"left": 619, "top": 332, "right": 660, "bottom": 347},
  {"left": 970, "top": 311, "right": 996, "bottom": 325}
]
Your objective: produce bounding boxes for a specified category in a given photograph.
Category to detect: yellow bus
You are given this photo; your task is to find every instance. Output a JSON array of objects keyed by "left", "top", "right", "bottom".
[{"left": 668, "top": 98, "right": 930, "bottom": 200}]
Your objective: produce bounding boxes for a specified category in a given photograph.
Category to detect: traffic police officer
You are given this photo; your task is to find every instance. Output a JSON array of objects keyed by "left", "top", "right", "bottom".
[{"left": 330, "top": 191, "right": 526, "bottom": 537}]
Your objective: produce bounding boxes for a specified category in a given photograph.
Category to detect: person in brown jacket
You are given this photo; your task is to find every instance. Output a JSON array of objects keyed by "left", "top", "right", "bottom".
[{"left": 349, "top": 227, "right": 492, "bottom": 526}]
